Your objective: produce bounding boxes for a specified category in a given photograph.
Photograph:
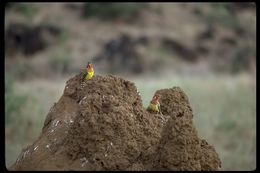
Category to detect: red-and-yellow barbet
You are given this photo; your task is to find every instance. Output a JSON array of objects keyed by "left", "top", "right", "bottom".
[
  {"left": 81, "top": 62, "right": 94, "bottom": 81},
  {"left": 147, "top": 93, "right": 161, "bottom": 113}
]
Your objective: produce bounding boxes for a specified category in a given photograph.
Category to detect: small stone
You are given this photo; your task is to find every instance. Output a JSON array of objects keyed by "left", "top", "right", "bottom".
[{"left": 34, "top": 146, "right": 38, "bottom": 151}]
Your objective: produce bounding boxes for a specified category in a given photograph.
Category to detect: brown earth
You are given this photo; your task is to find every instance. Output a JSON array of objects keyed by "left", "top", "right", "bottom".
[{"left": 9, "top": 73, "right": 221, "bottom": 171}]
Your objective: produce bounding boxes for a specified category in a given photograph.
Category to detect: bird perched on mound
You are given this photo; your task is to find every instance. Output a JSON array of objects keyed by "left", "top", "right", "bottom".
[
  {"left": 147, "top": 93, "right": 161, "bottom": 113},
  {"left": 81, "top": 62, "right": 94, "bottom": 81},
  {"left": 147, "top": 93, "right": 167, "bottom": 124}
]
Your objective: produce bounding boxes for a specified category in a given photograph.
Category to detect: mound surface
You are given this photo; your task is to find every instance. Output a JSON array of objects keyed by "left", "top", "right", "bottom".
[{"left": 9, "top": 74, "right": 221, "bottom": 171}]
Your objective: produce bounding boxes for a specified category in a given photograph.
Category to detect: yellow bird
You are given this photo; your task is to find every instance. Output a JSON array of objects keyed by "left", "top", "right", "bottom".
[
  {"left": 83, "top": 62, "right": 94, "bottom": 80},
  {"left": 148, "top": 94, "right": 161, "bottom": 113}
]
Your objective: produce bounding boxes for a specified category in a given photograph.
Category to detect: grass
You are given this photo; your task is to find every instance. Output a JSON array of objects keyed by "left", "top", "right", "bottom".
[
  {"left": 5, "top": 74, "right": 256, "bottom": 170},
  {"left": 5, "top": 74, "right": 27, "bottom": 125},
  {"left": 5, "top": 78, "right": 65, "bottom": 168}
]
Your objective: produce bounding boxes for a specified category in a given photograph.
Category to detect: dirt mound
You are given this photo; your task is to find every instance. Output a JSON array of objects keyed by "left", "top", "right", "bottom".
[{"left": 9, "top": 74, "right": 221, "bottom": 171}]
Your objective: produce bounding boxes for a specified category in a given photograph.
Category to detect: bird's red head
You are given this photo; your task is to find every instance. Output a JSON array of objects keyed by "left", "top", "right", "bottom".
[
  {"left": 152, "top": 94, "right": 160, "bottom": 102},
  {"left": 87, "top": 62, "right": 94, "bottom": 71}
]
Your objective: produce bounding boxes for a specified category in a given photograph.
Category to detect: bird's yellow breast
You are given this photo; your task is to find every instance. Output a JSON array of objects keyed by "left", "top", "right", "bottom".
[
  {"left": 85, "top": 70, "right": 94, "bottom": 80},
  {"left": 149, "top": 103, "right": 159, "bottom": 112}
]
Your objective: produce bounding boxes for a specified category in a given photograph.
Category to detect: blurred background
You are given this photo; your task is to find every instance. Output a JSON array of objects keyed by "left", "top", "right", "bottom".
[{"left": 5, "top": 2, "right": 256, "bottom": 170}]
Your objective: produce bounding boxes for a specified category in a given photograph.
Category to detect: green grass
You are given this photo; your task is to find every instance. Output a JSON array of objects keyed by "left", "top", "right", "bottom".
[
  {"left": 5, "top": 74, "right": 27, "bottom": 125},
  {"left": 5, "top": 74, "right": 256, "bottom": 170},
  {"left": 5, "top": 78, "right": 65, "bottom": 168}
]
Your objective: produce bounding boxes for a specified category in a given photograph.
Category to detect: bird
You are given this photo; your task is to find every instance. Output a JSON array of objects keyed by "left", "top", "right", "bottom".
[
  {"left": 147, "top": 93, "right": 167, "bottom": 124},
  {"left": 82, "top": 62, "right": 94, "bottom": 81},
  {"left": 147, "top": 93, "right": 161, "bottom": 113}
]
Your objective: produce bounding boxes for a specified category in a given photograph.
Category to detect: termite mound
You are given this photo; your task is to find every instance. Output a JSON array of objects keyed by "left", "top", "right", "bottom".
[{"left": 9, "top": 74, "right": 221, "bottom": 171}]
